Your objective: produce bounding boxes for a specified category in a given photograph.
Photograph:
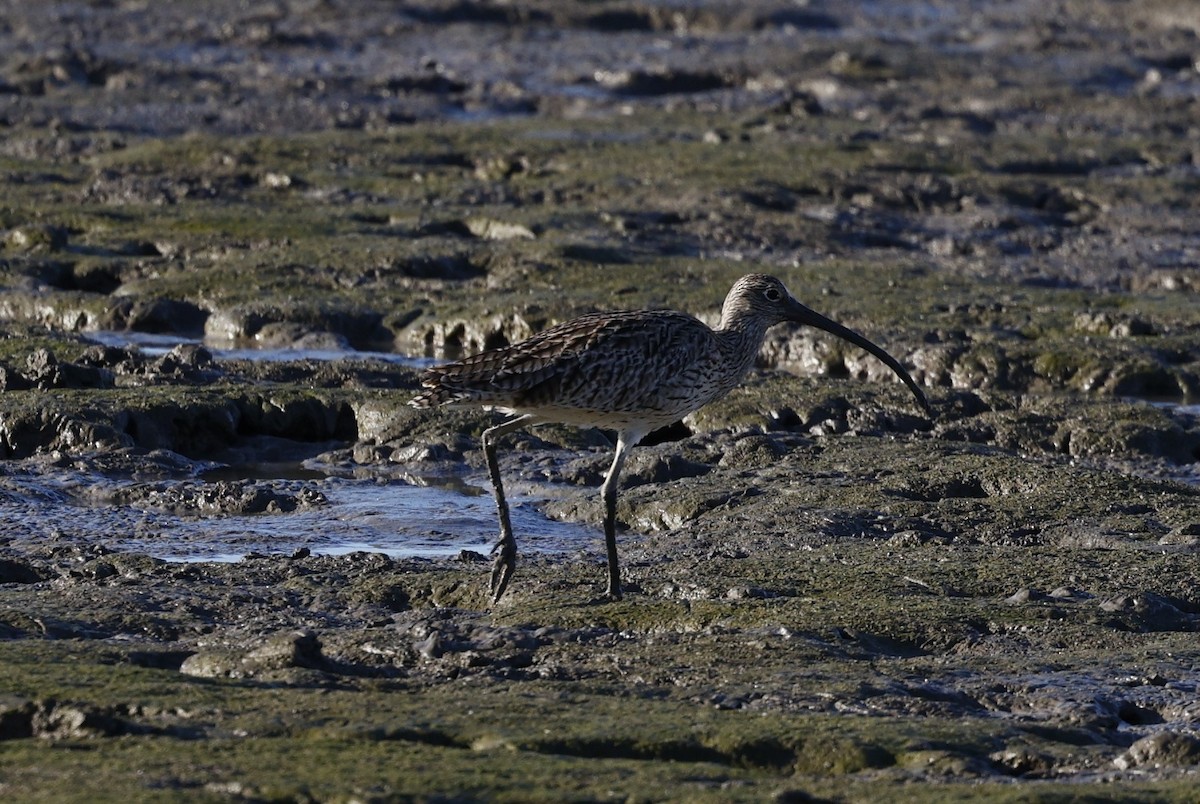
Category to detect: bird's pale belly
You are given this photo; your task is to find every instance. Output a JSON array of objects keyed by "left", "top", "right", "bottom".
[{"left": 501, "top": 403, "right": 685, "bottom": 434}]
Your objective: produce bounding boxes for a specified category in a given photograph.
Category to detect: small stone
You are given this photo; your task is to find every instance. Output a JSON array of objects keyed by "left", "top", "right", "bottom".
[
  {"left": 725, "top": 585, "right": 774, "bottom": 600},
  {"left": 465, "top": 217, "right": 535, "bottom": 241},
  {"left": 990, "top": 747, "right": 1055, "bottom": 775},
  {"left": 29, "top": 701, "right": 126, "bottom": 738},
  {"left": 886, "top": 530, "right": 925, "bottom": 548},
  {"left": 180, "top": 631, "right": 324, "bottom": 678},
  {"left": 244, "top": 630, "right": 323, "bottom": 670},
  {"left": 25, "top": 348, "right": 58, "bottom": 377},
  {"left": 5, "top": 223, "right": 68, "bottom": 251},
  {"left": 1108, "top": 318, "right": 1154, "bottom": 338},
  {"left": 261, "top": 171, "right": 293, "bottom": 189},
  {"left": 166, "top": 343, "right": 213, "bottom": 369},
  {"left": 415, "top": 632, "right": 443, "bottom": 660},
  {"left": 0, "top": 697, "right": 35, "bottom": 739},
  {"left": 1004, "top": 588, "right": 1033, "bottom": 604},
  {"left": 73, "top": 560, "right": 118, "bottom": 581},
  {"left": 390, "top": 442, "right": 460, "bottom": 463},
  {"left": 180, "top": 651, "right": 243, "bottom": 678}
]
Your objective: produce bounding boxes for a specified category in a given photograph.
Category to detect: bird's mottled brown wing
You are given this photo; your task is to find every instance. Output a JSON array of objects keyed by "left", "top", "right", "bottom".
[
  {"left": 409, "top": 313, "right": 605, "bottom": 404},
  {"left": 410, "top": 310, "right": 718, "bottom": 415}
]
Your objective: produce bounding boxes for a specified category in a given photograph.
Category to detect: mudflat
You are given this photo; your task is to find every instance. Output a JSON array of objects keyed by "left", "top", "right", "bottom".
[{"left": 2, "top": 1, "right": 1199, "bottom": 800}]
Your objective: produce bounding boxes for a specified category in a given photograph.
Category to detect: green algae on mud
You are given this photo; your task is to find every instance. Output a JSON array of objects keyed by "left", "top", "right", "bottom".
[
  {"left": 1, "top": 594, "right": 1199, "bottom": 804},
  {"left": 4, "top": 110, "right": 1200, "bottom": 383},
  {"left": 0, "top": 636, "right": 1197, "bottom": 804}
]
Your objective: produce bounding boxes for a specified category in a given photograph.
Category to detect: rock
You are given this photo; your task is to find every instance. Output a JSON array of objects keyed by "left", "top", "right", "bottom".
[
  {"left": 0, "top": 697, "right": 36, "bottom": 739},
  {"left": 155, "top": 343, "right": 213, "bottom": 375},
  {"left": 261, "top": 171, "right": 293, "bottom": 189},
  {"left": 4, "top": 224, "right": 68, "bottom": 252},
  {"left": 204, "top": 303, "right": 387, "bottom": 350},
  {"left": 1113, "top": 731, "right": 1200, "bottom": 770},
  {"left": 725, "top": 585, "right": 775, "bottom": 600},
  {"left": 622, "top": 452, "right": 712, "bottom": 487},
  {"left": 102, "top": 297, "right": 207, "bottom": 336},
  {"left": 465, "top": 217, "right": 536, "bottom": 241},
  {"left": 24, "top": 348, "right": 58, "bottom": 384},
  {"left": 415, "top": 632, "right": 443, "bottom": 660},
  {"left": 990, "top": 747, "right": 1056, "bottom": 776},
  {"left": 30, "top": 702, "right": 127, "bottom": 738},
  {"left": 22, "top": 348, "right": 113, "bottom": 390},
  {"left": 389, "top": 441, "right": 463, "bottom": 463},
  {"left": 1099, "top": 592, "right": 1193, "bottom": 631},
  {"left": 102, "top": 478, "right": 326, "bottom": 516},
  {"left": 717, "top": 434, "right": 788, "bottom": 469},
  {"left": 0, "top": 558, "right": 51, "bottom": 584},
  {"left": 244, "top": 630, "right": 324, "bottom": 670},
  {"left": 1073, "top": 312, "right": 1155, "bottom": 337},
  {"left": 253, "top": 322, "right": 350, "bottom": 350},
  {"left": 180, "top": 631, "right": 325, "bottom": 678},
  {"left": 71, "top": 560, "right": 118, "bottom": 581},
  {"left": 178, "top": 652, "right": 239, "bottom": 679},
  {"left": 1004, "top": 588, "right": 1034, "bottom": 604},
  {"left": 0, "top": 364, "right": 33, "bottom": 391}
]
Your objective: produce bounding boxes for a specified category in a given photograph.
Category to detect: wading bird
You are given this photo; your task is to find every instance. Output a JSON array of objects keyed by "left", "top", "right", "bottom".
[{"left": 410, "top": 274, "right": 930, "bottom": 602}]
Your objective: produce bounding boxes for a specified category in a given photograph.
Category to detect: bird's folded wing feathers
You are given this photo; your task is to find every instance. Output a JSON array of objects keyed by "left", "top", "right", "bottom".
[{"left": 414, "top": 310, "right": 717, "bottom": 410}]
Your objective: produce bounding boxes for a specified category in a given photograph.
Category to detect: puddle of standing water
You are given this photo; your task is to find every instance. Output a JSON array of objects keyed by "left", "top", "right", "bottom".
[
  {"left": 83, "top": 330, "right": 435, "bottom": 367},
  {"left": 0, "top": 462, "right": 598, "bottom": 563},
  {"left": 131, "top": 474, "right": 592, "bottom": 563}
]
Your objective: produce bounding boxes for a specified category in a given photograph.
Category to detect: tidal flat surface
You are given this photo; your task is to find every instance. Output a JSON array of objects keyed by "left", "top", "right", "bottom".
[{"left": 2, "top": 1, "right": 1200, "bottom": 800}]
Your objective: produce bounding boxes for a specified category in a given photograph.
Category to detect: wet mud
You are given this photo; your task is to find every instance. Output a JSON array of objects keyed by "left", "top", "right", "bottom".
[{"left": 2, "top": 0, "right": 1200, "bottom": 800}]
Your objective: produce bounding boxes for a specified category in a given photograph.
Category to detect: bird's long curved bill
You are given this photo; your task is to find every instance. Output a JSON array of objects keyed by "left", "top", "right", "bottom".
[{"left": 788, "top": 300, "right": 931, "bottom": 416}]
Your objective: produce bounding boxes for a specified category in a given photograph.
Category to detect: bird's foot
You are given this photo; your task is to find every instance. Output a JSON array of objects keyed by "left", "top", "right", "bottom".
[
  {"left": 595, "top": 579, "right": 643, "bottom": 603},
  {"left": 600, "top": 582, "right": 623, "bottom": 603},
  {"left": 489, "top": 536, "right": 517, "bottom": 603}
]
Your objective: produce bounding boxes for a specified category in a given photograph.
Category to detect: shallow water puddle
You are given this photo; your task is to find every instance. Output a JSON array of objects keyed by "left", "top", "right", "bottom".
[
  {"left": 140, "top": 477, "right": 590, "bottom": 563},
  {"left": 84, "top": 330, "right": 434, "bottom": 367},
  {"left": 0, "top": 465, "right": 596, "bottom": 563}
]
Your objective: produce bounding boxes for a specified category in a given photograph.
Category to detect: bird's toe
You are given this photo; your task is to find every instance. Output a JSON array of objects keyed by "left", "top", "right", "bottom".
[{"left": 489, "top": 539, "right": 517, "bottom": 602}]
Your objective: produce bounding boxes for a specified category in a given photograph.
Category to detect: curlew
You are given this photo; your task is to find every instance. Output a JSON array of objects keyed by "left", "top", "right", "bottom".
[{"left": 409, "top": 274, "right": 930, "bottom": 602}]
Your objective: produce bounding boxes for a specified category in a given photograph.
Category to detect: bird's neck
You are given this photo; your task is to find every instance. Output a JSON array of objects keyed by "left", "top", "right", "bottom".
[
  {"left": 716, "top": 306, "right": 771, "bottom": 340},
  {"left": 713, "top": 313, "right": 772, "bottom": 378}
]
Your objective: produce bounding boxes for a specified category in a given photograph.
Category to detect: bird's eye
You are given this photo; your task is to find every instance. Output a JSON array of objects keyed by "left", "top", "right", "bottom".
[{"left": 763, "top": 287, "right": 783, "bottom": 302}]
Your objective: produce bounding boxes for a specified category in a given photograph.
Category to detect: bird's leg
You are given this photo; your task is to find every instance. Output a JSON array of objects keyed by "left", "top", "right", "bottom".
[
  {"left": 599, "top": 436, "right": 633, "bottom": 601},
  {"left": 482, "top": 415, "right": 535, "bottom": 603}
]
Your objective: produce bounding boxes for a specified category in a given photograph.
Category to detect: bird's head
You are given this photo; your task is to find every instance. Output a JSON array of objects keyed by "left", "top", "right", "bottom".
[{"left": 721, "top": 273, "right": 932, "bottom": 416}]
